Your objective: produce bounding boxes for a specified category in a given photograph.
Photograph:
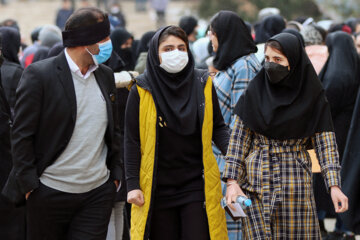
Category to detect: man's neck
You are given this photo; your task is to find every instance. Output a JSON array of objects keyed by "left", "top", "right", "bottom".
[{"left": 66, "top": 47, "right": 91, "bottom": 75}]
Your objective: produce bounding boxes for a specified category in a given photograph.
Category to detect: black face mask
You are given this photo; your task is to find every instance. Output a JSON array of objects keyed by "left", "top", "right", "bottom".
[
  {"left": 119, "top": 47, "right": 132, "bottom": 59},
  {"left": 264, "top": 61, "right": 290, "bottom": 84},
  {"left": 118, "top": 47, "right": 134, "bottom": 69}
]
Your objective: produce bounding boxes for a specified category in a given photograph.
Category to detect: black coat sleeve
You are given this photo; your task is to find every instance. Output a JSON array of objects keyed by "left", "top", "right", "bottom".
[
  {"left": 0, "top": 83, "right": 12, "bottom": 191},
  {"left": 9, "top": 65, "right": 42, "bottom": 194},
  {"left": 124, "top": 85, "right": 141, "bottom": 193},
  {"left": 212, "top": 85, "right": 230, "bottom": 155}
]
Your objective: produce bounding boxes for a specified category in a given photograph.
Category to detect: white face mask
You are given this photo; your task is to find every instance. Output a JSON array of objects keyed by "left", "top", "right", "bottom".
[{"left": 159, "top": 49, "right": 189, "bottom": 74}]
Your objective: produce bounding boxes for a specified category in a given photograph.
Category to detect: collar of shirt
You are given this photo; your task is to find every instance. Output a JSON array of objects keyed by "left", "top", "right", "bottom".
[{"left": 64, "top": 48, "right": 98, "bottom": 80}]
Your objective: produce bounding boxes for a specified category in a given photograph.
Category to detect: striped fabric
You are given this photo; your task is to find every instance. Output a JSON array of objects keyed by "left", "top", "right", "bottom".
[
  {"left": 212, "top": 54, "right": 261, "bottom": 240},
  {"left": 223, "top": 116, "right": 341, "bottom": 239}
]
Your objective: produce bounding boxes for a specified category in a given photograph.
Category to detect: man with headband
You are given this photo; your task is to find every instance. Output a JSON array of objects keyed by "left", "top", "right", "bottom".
[{"left": 2, "top": 7, "right": 122, "bottom": 240}]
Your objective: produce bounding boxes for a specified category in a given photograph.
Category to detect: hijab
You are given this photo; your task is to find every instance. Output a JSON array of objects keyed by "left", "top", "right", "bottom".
[
  {"left": 235, "top": 33, "right": 334, "bottom": 140},
  {"left": 141, "top": 26, "right": 198, "bottom": 135},
  {"left": 179, "top": 16, "right": 198, "bottom": 36},
  {"left": 136, "top": 31, "right": 156, "bottom": 59},
  {"left": 255, "top": 15, "right": 286, "bottom": 44},
  {"left": 0, "top": 27, "right": 20, "bottom": 64},
  {"left": 282, "top": 28, "right": 305, "bottom": 48},
  {"left": 47, "top": 42, "right": 64, "bottom": 58},
  {"left": 319, "top": 31, "right": 360, "bottom": 116},
  {"left": 110, "top": 28, "right": 135, "bottom": 70},
  {"left": 210, "top": 11, "right": 257, "bottom": 71},
  {"left": 32, "top": 46, "right": 50, "bottom": 63}
]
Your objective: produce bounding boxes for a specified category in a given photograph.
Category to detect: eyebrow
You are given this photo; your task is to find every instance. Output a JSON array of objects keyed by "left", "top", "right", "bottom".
[
  {"left": 162, "top": 44, "right": 186, "bottom": 48},
  {"left": 265, "top": 55, "right": 284, "bottom": 59}
]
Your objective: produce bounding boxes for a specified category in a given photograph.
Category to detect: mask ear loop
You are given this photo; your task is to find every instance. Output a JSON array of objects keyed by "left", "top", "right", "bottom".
[{"left": 85, "top": 47, "right": 99, "bottom": 66}]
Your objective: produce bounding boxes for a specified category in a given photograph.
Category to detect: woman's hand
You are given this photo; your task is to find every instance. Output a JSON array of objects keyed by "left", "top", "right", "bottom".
[
  {"left": 330, "top": 186, "right": 348, "bottom": 213},
  {"left": 225, "top": 179, "right": 246, "bottom": 211},
  {"left": 127, "top": 189, "right": 145, "bottom": 207}
]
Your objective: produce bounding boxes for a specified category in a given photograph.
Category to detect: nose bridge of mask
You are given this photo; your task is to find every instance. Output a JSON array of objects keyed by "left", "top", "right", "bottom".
[
  {"left": 98, "top": 39, "right": 112, "bottom": 49},
  {"left": 87, "top": 39, "right": 112, "bottom": 55},
  {"left": 161, "top": 49, "right": 181, "bottom": 64},
  {"left": 86, "top": 39, "right": 113, "bottom": 65},
  {"left": 264, "top": 61, "right": 290, "bottom": 84}
]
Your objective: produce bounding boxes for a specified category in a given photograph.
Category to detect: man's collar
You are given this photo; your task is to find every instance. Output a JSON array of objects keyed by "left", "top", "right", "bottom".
[{"left": 64, "top": 48, "right": 98, "bottom": 80}]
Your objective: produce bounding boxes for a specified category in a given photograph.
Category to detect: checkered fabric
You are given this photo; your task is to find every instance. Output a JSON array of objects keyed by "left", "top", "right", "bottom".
[
  {"left": 213, "top": 53, "right": 260, "bottom": 240},
  {"left": 213, "top": 53, "right": 261, "bottom": 129},
  {"left": 223, "top": 116, "right": 341, "bottom": 239}
]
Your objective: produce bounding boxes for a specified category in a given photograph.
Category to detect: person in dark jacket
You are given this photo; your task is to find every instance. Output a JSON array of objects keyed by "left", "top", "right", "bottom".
[
  {"left": 111, "top": 28, "right": 135, "bottom": 71},
  {"left": 47, "top": 41, "right": 65, "bottom": 58},
  {"left": 21, "top": 26, "right": 42, "bottom": 68},
  {"left": 125, "top": 26, "right": 229, "bottom": 240},
  {"left": 2, "top": 7, "right": 122, "bottom": 240},
  {"left": 0, "top": 27, "right": 23, "bottom": 114},
  {"left": 32, "top": 46, "right": 50, "bottom": 63},
  {"left": 340, "top": 53, "right": 360, "bottom": 238},
  {"left": 319, "top": 31, "right": 360, "bottom": 240},
  {"left": 55, "top": 0, "right": 74, "bottom": 30},
  {"left": 0, "top": 35, "right": 26, "bottom": 240},
  {"left": 179, "top": 16, "right": 198, "bottom": 44}
]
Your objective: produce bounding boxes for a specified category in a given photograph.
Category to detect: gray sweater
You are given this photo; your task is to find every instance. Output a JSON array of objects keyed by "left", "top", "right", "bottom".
[{"left": 40, "top": 51, "right": 109, "bottom": 193}]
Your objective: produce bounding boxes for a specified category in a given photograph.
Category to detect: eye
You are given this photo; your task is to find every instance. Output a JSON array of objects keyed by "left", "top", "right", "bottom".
[
  {"left": 274, "top": 57, "right": 281, "bottom": 62},
  {"left": 265, "top": 56, "right": 269, "bottom": 62},
  {"left": 178, "top": 47, "right": 186, "bottom": 52},
  {"left": 164, "top": 47, "right": 173, "bottom": 52}
]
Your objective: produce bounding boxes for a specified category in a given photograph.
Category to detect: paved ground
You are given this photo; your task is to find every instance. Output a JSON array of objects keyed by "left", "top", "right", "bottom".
[{"left": 0, "top": 0, "right": 197, "bottom": 44}]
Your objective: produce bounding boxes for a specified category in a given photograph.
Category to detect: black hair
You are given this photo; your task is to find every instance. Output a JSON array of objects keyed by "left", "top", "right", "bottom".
[
  {"left": 1, "top": 19, "right": 19, "bottom": 31},
  {"left": 31, "top": 26, "right": 42, "bottom": 43},
  {"left": 159, "top": 26, "right": 189, "bottom": 49},
  {"left": 65, "top": 7, "right": 107, "bottom": 31}
]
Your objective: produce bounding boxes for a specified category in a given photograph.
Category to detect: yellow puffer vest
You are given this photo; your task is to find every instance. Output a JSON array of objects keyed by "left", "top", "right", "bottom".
[{"left": 130, "top": 77, "right": 228, "bottom": 239}]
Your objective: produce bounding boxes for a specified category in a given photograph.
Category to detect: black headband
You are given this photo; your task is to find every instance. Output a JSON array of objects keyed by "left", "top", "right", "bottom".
[{"left": 62, "top": 17, "right": 110, "bottom": 47}]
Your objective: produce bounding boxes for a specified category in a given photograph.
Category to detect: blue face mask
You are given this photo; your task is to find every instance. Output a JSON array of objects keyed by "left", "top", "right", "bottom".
[{"left": 86, "top": 39, "right": 113, "bottom": 65}]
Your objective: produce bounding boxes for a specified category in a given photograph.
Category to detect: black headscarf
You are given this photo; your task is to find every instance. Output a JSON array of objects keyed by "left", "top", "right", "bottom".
[
  {"left": 234, "top": 33, "right": 334, "bottom": 140},
  {"left": 245, "top": 21, "right": 252, "bottom": 36},
  {"left": 141, "top": 26, "right": 198, "bottom": 135},
  {"left": 282, "top": 28, "right": 305, "bottom": 48},
  {"left": 179, "top": 16, "right": 198, "bottom": 36},
  {"left": 0, "top": 27, "right": 20, "bottom": 64},
  {"left": 255, "top": 15, "right": 286, "bottom": 44},
  {"left": 47, "top": 42, "right": 64, "bottom": 58},
  {"left": 320, "top": 31, "right": 360, "bottom": 118},
  {"left": 210, "top": 11, "right": 257, "bottom": 71},
  {"left": 32, "top": 46, "right": 50, "bottom": 63},
  {"left": 136, "top": 31, "right": 156, "bottom": 59},
  {"left": 110, "top": 28, "right": 135, "bottom": 70}
]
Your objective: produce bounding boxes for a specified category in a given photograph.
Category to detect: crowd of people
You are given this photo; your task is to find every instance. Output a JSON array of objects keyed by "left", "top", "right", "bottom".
[{"left": 0, "top": 1, "right": 360, "bottom": 240}]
